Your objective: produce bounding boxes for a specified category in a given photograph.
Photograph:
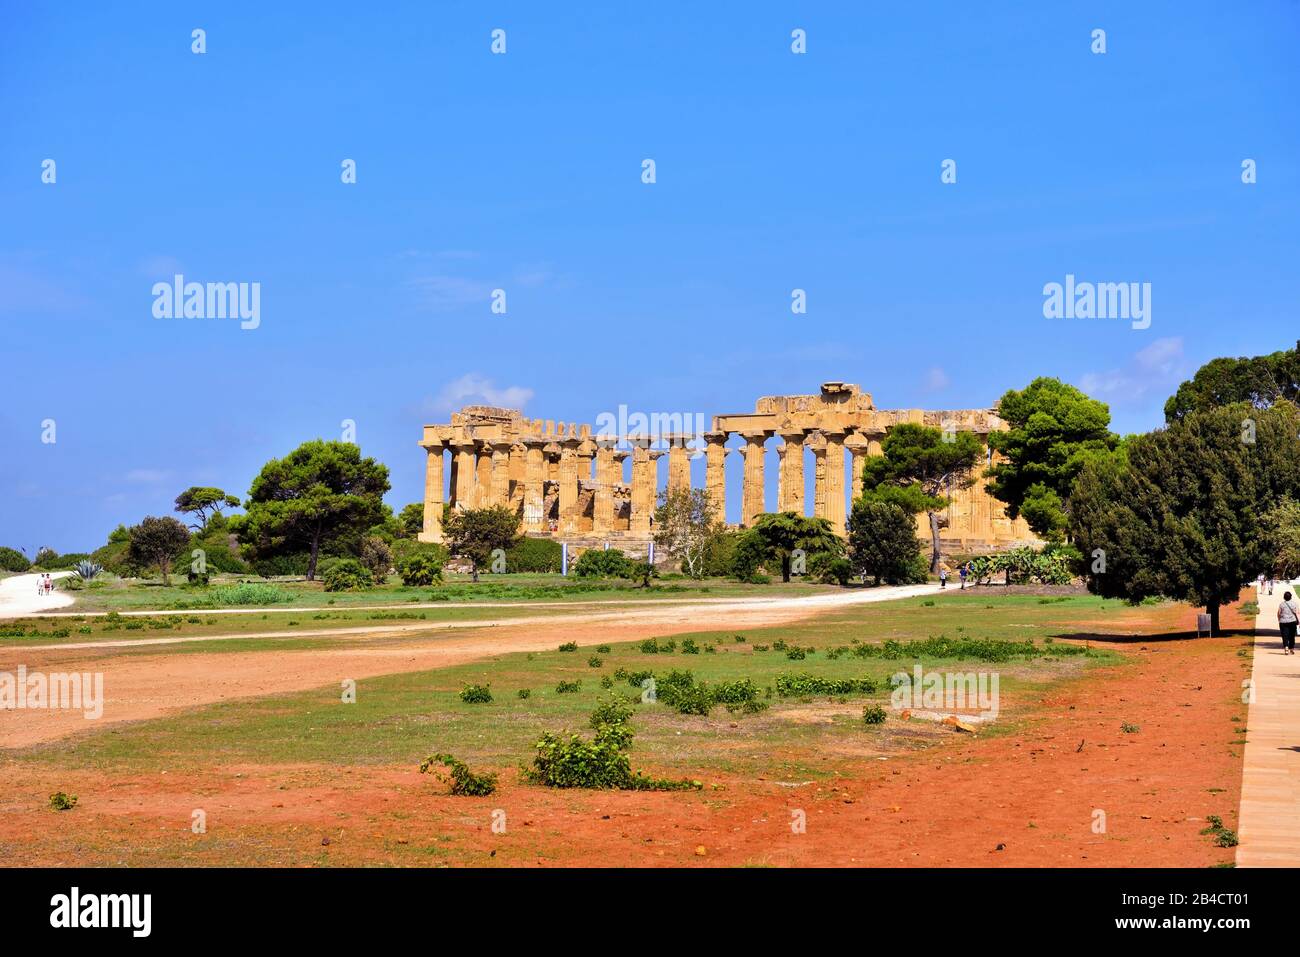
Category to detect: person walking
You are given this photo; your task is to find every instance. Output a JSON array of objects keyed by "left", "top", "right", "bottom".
[
  {"left": 1278, "top": 590, "right": 1299, "bottom": 655},
  {"left": 939, "top": 566, "right": 948, "bottom": 589},
  {"left": 959, "top": 563, "right": 968, "bottom": 590}
]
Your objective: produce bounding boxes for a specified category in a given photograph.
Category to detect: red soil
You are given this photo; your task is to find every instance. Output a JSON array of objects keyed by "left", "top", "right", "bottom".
[{"left": 0, "top": 602, "right": 1248, "bottom": 867}]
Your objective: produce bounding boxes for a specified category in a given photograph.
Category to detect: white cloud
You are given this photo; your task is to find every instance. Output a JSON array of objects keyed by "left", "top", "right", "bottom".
[
  {"left": 922, "top": 366, "right": 950, "bottom": 392},
  {"left": 419, "top": 374, "right": 534, "bottom": 416},
  {"left": 1078, "top": 336, "right": 1187, "bottom": 404}
]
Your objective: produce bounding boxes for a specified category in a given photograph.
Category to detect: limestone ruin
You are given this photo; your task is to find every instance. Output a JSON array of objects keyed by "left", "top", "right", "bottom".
[{"left": 417, "top": 382, "right": 1036, "bottom": 555}]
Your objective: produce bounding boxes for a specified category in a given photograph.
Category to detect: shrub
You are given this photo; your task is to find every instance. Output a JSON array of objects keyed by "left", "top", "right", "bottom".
[
  {"left": 0, "top": 546, "right": 31, "bottom": 572},
  {"left": 459, "top": 683, "right": 493, "bottom": 703},
  {"left": 517, "top": 688, "right": 531, "bottom": 699},
  {"left": 813, "top": 555, "right": 854, "bottom": 586},
  {"left": 596, "top": 644, "right": 611, "bottom": 654},
  {"left": 396, "top": 546, "right": 445, "bottom": 586},
  {"left": 681, "top": 638, "right": 699, "bottom": 655},
  {"left": 209, "top": 583, "right": 293, "bottom": 606},
  {"left": 775, "top": 673, "right": 878, "bottom": 697},
  {"left": 573, "top": 548, "right": 633, "bottom": 579},
  {"left": 419, "top": 753, "right": 497, "bottom": 796},
  {"left": 359, "top": 535, "right": 392, "bottom": 581},
  {"left": 600, "top": 674, "right": 614, "bottom": 688},
  {"left": 863, "top": 704, "right": 887, "bottom": 725},
  {"left": 639, "top": 638, "right": 660, "bottom": 654},
  {"left": 74, "top": 560, "right": 103, "bottom": 581},
  {"left": 590, "top": 695, "right": 635, "bottom": 730},
  {"left": 323, "top": 559, "right": 373, "bottom": 592},
  {"left": 587, "top": 655, "right": 604, "bottom": 668},
  {"left": 251, "top": 552, "right": 311, "bottom": 578},
  {"left": 555, "top": 679, "right": 582, "bottom": 694},
  {"left": 505, "top": 536, "right": 563, "bottom": 573},
  {"left": 558, "top": 641, "right": 578, "bottom": 652},
  {"left": 49, "top": 792, "right": 77, "bottom": 811},
  {"left": 525, "top": 704, "right": 700, "bottom": 791}
]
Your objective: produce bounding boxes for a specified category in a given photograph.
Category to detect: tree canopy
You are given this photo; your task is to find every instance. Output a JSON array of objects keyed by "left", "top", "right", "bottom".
[
  {"left": 127, "top": 516, "right": 192, "bottom": 584},
  {"left": 986, "top": 377, "right": 1118, "bottom": 541},
  {"left": 744, "top": 512, "right": 842, "bottom": 583},
  {"left": 1164, "top": 341, "right": 1300, "bottom": 423},
  {"left": 443, "top": 505, "right": 521, "bottom": 578},
  {"left": 860, "top": 423, "right": 983, "bottom": 570},
  {"left": 1070, "top": 402, "right": 1300, "bottom": 635},
  {"left": 653, "top": 488, "right": 722, "bottom": 579},
  {"left": 175, "top": 486, "right": 241, "bottom": 530},
  {"left": 846, "top": 499, "right": 925, "bottom": 586},
  {"left": 231, "top": 440, "right": 390, "bottom": 580}
]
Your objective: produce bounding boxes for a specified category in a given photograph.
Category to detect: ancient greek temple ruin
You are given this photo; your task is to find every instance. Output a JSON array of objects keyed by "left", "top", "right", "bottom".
[{"left": 417, "top": 382, "right": 1035, "bottom": 553}]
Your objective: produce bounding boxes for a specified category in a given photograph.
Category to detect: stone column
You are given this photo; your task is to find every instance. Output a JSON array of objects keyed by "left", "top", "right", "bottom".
[
  {"left": 629, "top": 437, "right": 651, "bottom": 534},
  {"left": 823, "top": 429, "right": 847, "bottom": 536},
  {"left": 844, "top": 432, "right": 870, "bottom": 502},
  {"left": 809, "top": 432, "right": 828, "bottom": 520},
  {"left": 666, "top": 434, "right": 691, "bottom": 495},
  {"left": 593, "top": 439, "right": 617, "bottom": 533},
  {"left": 558, "top": 441, "right": 581, "bottom": 532},
  {"left": 523, "top": 441, "right": 546, "bottom": 532},
  {"left": 704, "top": 431, "right": 728, "bottom": 524},
  {"left": 777, "top": 431, "right": 805, "bottom": 515},
  {"left": 489, "top": 442, "right": 512, "bottom": 510},
  {"left": 508, "top": 442, "right": 527, "bottom": 512},
  {"left": 452, "top": 443, "right": 475, "bottom": 508},
  {"left": 474, "top": 445, "right": 493, "bottom": 506},
  {"left": 417, "top": 443, "right": 446, "bottom": 543},
  {"left": 740, "top": 431, "right": 770, "bottom": 527}
]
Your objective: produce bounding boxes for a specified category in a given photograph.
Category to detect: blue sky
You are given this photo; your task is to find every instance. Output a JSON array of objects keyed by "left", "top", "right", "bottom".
[{"left": 2, "top": 1, "right": 1298, "bottom": 553}]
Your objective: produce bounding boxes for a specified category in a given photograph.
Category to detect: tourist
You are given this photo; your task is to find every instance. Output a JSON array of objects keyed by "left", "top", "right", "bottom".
[
  {"left": 959, "top": 564, "right": 968, "bottom": 589},
  {"left": 1279, "top": 591, "right": 1299, "bottom": 655},
  {"left": 939, "top": 566, "right": 948, "bottom": 589}
]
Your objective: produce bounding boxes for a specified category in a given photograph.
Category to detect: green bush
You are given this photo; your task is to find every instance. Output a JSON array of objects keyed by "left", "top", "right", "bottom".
[
  {"left": 555, "top": 679, "right": 582, "bottom": 694},
  {"left": 209, "top": 583, "right": 293, "bottom": 606},
  {"left": 573, "top": 548, "right": 633, "bottom": 579},
  {"left": 558, "top": 641, "right": 578, "bottom": 652},
  {"left": 590, "top": 695, "right": 635, "bottom": 730},
  {"left": 813, "top": 555, "right": 854, "bottom": 586},
  {"left": 49, "top": 792, "right": 77, "bottom": 811},
  {"left": 775, "top": 673, "right": 879, "bottom": 697},
  {"left": 587, "top": 655, "right": 604, "bottom": 668},
  {"left": 419, "top": 753, "right": 497, "bottom": 796},
  {"left": 505, "top": 536, "right": 563, "bottom": 573},
  {"left": 863, "top": 704, "right": 888, "bottom": 724},
  {"left": 0, "top": 547, "right": 31, "bottom": 572},
  {"left": 517, "top": 688, "right": 531, "bottom": 699},
  {"left": 396, "top": 544, "right": 446, "bottom": 586},
  {"left": 251, "top": 552, "right": 312, "bottom": 578},
  {"left": 459, "top": 683, "right": 493, "bottom": 704},
  {"left": 323, "top": 558, "right": 373, "bottom": 592},
  {"left": 525, "top": 703, "right": 700, "bottom": 791}
]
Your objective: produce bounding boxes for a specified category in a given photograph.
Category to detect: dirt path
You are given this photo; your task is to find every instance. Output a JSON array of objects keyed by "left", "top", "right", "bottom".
[
  {"left": 1238, "top": 582, "right": 1300, "bottom": 866},
  {"left": 0, "top": 571, "right": 73, "bottom": 617},
  {"left": 0, "top": 583, "right": 938, "bottom": 748}
]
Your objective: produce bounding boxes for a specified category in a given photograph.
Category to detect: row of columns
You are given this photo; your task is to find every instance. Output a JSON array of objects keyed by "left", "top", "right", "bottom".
[{"left": 420, "top": 429, "right": 885, "bottom": 543}]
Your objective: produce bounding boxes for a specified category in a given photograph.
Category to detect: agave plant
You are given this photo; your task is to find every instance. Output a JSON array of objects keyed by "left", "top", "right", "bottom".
[{"left": 75, "top": 560, "right": 103, "bottom": 581}]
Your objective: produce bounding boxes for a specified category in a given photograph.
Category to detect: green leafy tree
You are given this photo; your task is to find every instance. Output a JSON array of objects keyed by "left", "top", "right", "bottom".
[
  {"left": 746, "top": 512, "right": 842, "bottom": 583},
  {"left": 174, "top": 486, "right": 242, "bottom": 530},
  {"left": 1070, "top": 402, "right": 1300, "bottom": 636},
  {"left": 860, "top": 423, "right": 983, "bottom": 571},
  {"left": 986, "top": 378, "right": 1118, "bottom": 541},
  {"left": 1261, "top": 499, "right": 1300, "bottom": 580},
  {"left": 126, "top": 516, "right": 192, "bottom": 584},
  {"left": 1165, "top": 342, "right": 1300, "bottom": 423},
  {"left": 653, "top": 488, "right": 722, "bottom": 579},
  {"left": 846, "top": 499, "right": 926, "bottom": 586},
  {"left": 232, "top": 440, "right": 391, "bottom": 581},
  {"left": 397, "top": 502, "right": 426, "bottom": 538},
  {"left": 443, "top": 505, "right": 521, "bottom": 580}
]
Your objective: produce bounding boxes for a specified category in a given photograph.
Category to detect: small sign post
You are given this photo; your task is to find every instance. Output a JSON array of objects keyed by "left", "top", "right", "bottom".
[{"left": 1196, "top": 613, "right": 1212, "bottom": 637}]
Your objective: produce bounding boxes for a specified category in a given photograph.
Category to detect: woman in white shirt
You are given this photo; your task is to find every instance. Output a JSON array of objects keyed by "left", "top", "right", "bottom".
[{"left": 1277, "top": 590, "right": 1298, "bottom": 655}]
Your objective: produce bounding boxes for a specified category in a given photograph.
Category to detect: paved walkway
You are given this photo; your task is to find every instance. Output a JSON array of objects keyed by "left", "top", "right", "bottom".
[
  {"left": 0, "top": 571, "right": 73, "bottom": 617},
  {"left": 1239, "top": 582, "right": 1300, "bottom": 866}
]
